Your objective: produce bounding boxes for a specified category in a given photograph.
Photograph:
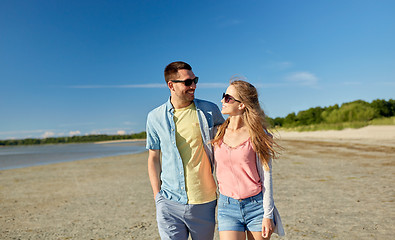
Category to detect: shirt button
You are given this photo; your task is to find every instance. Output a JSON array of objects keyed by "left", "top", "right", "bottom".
[
  {"left": 180, "top": 172, "right": 182, "bottom": 175},
  {"left": 181, "top": 187, "right": 184, "bottom": 190}
]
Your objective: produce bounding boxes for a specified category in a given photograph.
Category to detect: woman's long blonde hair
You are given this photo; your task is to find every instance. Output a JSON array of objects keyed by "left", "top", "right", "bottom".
[{"left": 212, "top": 80, "right": 280, "bottom": 170}]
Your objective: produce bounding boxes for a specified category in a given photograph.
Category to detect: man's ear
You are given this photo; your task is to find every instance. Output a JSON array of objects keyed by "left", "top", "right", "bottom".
[{"left": 168, "top": 81, "right": 174, "bottom": 91}]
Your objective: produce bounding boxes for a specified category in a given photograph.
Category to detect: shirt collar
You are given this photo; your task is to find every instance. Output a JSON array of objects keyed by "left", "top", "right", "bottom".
[{"left": 166, "top": 97, "right": 200, "bottom": 113}]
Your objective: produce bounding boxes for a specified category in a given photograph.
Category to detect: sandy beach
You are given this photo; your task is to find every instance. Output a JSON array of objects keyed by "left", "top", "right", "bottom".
[{"left": 1, "top": 126, "right": 394, "bottom": 239}]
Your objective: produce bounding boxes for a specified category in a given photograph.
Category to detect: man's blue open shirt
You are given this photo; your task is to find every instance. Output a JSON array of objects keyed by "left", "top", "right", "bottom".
[{"left": 146, "top": 98, "right": 224, "bottom": 204}]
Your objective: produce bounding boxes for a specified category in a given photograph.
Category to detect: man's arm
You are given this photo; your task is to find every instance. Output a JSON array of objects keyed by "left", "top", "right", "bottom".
[{"left": 147, "top": 149, "right": 161, "bottom": 199}]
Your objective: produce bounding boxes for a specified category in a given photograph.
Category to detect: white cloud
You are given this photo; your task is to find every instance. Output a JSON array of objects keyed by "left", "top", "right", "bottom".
[
  {"left": 69, "top": 83, "right": 229, "bottom": 89},
  {"left": 0, "top": 129, "right": 57, "bottom": 140},
  {"left": 219, "top": 19, "right": 241, "bottom": 27},
  {"left": 343, "top": 81, "right": 361, "bottom": 85},
  {"left": 376, "top": 81, "right": 395, "bottom": 86},
  {"left": 279, "top": 61, "right": 293, "bottom": 68},
  {"left": 265, "top": 61, "right": 293, "bottom": 70},
  {"left": 117, "top": 130, "right": 126, "bottom": 135},
  {"left": 286, "top": 72, "right": 318, "bottom": 86},
  {"left": 255, "top": 83, "right": 288, "bottom": 88},
  {"left": 42, "top": 131, "right": 55, "bottom": 138},
  {"left": 59, "top": 122, "right": 95, "bottom": 127},
  {"left": 87, "top": 128, "right": 134, "bottom": 136},
  {"left": 0, "top": 129, "right": 46, "bottom": 135},
  {"left": 69, "top": 84, "right": 166, "bottom": 89},
  {"left": 216, "top": 16, "right": 242, "bottom": 28},
  {"left": 88, "top": 130, "right": 100, "bottom": 135},
  {"left": 69, "top": 130, "right": 81, "bottom": 136},
  {"left": 198, "top": 83, "right": 229, "bottom": 88}
]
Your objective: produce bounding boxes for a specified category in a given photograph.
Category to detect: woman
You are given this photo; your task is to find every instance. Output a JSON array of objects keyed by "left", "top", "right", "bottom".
[{"left": 212, "top": 80, "right": 284, "bottom": 240}]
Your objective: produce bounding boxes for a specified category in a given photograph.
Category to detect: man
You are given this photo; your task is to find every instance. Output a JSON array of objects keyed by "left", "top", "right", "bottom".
[{"left": 146, "top": 61, "right": 224, "bottom": 239}]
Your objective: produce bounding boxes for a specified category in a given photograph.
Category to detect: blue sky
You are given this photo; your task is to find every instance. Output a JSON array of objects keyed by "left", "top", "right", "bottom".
[{"left": 1, "top": 0, "right": 394, "bottom": 140}]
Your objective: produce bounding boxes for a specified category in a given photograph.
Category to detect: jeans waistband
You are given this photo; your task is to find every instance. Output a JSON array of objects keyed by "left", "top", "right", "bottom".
[{"left": 219, "top": 191, "right": 263, "bottom": 204}]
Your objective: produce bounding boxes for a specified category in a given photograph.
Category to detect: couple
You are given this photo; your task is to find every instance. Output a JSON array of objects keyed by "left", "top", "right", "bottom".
[{"left": 146, "top": 61, "right": 284, "bottom": 240}]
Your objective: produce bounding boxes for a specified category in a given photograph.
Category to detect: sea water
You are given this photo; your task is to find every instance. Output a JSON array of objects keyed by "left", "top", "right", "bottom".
[{"left": 0, "top": 141, "right": 146, "bottom": 170}]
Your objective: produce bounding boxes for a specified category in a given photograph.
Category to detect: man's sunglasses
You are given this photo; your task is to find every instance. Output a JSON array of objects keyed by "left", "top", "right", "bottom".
[
  {"left": 222, "top": 93, "right": 241, "bottom": 103},
  {"left": 171, "top": 77, "right": 199, "bottom": 86}
]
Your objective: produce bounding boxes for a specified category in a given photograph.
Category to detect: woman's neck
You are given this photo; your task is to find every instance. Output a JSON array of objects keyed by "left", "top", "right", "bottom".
[{"left": 227, "top": 115, "right": 245, "bottom": 131}]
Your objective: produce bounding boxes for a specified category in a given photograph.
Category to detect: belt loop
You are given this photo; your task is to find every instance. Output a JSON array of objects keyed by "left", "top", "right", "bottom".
[{"left": 227, "top": 196, "right": 230, "bottom": 204}]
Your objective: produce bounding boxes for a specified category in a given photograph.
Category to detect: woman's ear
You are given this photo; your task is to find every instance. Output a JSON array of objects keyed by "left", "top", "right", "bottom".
[{"left": 238, "top": 103, "right": 246, "bottom": 111}]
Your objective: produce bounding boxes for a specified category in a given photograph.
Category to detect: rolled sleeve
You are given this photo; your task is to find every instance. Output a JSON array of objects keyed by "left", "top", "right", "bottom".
[{"left": 146, "top": 113, "right": 160, "bottom": 150}]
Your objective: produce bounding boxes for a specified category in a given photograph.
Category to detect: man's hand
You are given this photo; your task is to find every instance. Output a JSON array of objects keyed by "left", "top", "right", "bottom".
[{"left": 148, "top": 149, "right": 161, "bottom": 199}]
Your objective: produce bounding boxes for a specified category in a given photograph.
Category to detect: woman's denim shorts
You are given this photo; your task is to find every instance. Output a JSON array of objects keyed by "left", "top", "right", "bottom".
[{"left": 217, "top": 191, "right": 264, "bottom": 232}]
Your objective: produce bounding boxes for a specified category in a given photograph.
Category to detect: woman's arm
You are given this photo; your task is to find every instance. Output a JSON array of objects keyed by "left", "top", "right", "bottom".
[
  {"left": 258, "top": 157, "right": 275, "bottom": 238},
  {"left": 257, "top": 156, "right": 274, "bottom": 219}
]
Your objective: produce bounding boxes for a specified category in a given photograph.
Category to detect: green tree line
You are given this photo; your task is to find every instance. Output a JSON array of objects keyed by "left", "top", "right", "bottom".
[
  {"left": 267, "top": 99, "right": 395, "bottom": 129},
  {"left": 0, "top": 131, "right": 147, "bottom": 146}
]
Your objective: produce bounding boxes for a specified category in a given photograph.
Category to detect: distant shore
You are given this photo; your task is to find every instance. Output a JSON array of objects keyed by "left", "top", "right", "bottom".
[{"left": 94, "top": 139, "right": 146, "bottom": 144}]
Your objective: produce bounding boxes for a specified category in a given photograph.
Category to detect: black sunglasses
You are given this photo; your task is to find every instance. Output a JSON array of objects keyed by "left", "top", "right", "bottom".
[
  {"left": 171, "top": 77, "right": 199, "bottom": 86},
  {"left": 222, "top": 93, "right": 241, "bottom": 103}
]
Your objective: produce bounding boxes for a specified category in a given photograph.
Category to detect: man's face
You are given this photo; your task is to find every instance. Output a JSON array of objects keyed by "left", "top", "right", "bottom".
[{"left": 169, "top": 69, "right": 197, "bottom": 105}]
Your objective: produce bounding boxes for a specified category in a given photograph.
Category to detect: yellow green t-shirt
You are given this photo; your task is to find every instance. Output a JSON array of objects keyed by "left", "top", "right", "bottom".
[{"left": 173, "top": 103, "right": 217, "bottom": 204}]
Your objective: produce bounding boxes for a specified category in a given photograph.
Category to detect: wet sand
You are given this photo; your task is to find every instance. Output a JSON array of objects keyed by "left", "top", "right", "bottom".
[{"left": 1, "top": 126, "right": 394, "bottom": 239}]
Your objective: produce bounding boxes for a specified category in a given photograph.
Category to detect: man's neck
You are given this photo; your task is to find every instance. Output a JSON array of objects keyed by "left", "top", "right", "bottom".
[{"left": 170, "top": 97, "right": 194, "bottom": 109}]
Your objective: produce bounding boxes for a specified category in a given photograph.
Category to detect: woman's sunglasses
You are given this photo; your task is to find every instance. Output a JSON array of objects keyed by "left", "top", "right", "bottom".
[
  {"left": 171, "top": 77, "right": 199, "bottom": 86},
  {"left": 222, "top": 93, "right": 241, "bottom": 103}
]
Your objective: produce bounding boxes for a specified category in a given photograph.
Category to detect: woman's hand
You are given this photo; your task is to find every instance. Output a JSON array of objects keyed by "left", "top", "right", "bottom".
[{"left": 262, "top": 218, "right": 274, "bottom": 239}]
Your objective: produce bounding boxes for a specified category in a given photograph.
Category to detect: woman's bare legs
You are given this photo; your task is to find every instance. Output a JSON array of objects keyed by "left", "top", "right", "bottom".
[
  {"left": 219, "top": 231, "right": 246, "bottom": 240},
  {"left": 247, "top": 231, "right": 271, "bottom": 240}
]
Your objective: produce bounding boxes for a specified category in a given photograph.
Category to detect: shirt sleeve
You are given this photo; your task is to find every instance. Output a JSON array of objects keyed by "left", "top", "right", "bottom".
[{"left": 145, "top": 112, "right": 160, "bottom": 150}]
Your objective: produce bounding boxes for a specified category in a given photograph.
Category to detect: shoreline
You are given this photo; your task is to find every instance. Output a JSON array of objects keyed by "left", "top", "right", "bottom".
[
  {"left": 0, "top": 141, "right": 147, "bottom": 171},
  {"left": 0, "top": 139, "right": 146, "bottom": 147},
  {"left": 2, "top": 125, "right": 394, "bottom": 146}
]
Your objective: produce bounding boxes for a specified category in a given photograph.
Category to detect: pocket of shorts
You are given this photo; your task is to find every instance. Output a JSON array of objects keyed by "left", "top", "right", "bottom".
[
  {"left": 252, "top": 198, "right": 264, "bottom": 206},
  {"left": 218, "top": 195, "right": 229, "bottom": 207}
]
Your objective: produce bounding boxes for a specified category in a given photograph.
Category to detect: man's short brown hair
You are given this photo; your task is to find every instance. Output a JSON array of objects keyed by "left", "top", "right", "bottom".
[{"left": 164, "top": 61, "right": 192, "bottom": 83}]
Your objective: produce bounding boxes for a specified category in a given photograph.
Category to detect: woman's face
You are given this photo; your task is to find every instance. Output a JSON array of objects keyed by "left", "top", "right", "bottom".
[{"left": 221, "top": 85, "right": 243, "bottom": 115}]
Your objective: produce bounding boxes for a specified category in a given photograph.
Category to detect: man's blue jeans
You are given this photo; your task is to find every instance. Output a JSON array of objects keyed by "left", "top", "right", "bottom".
[{"left": 155, "top": 192, "right": 216, "bottom": 240}]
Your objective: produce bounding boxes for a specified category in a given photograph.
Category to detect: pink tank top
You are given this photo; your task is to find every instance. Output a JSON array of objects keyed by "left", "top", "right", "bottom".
[{"left": 215, "top": 138, "right": 262, "bottom": 199}]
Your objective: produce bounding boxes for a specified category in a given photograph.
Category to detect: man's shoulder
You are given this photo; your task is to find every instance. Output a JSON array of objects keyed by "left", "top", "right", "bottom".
[{"left": 147, "top": 102, "right": 167, "bottom": 119}]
